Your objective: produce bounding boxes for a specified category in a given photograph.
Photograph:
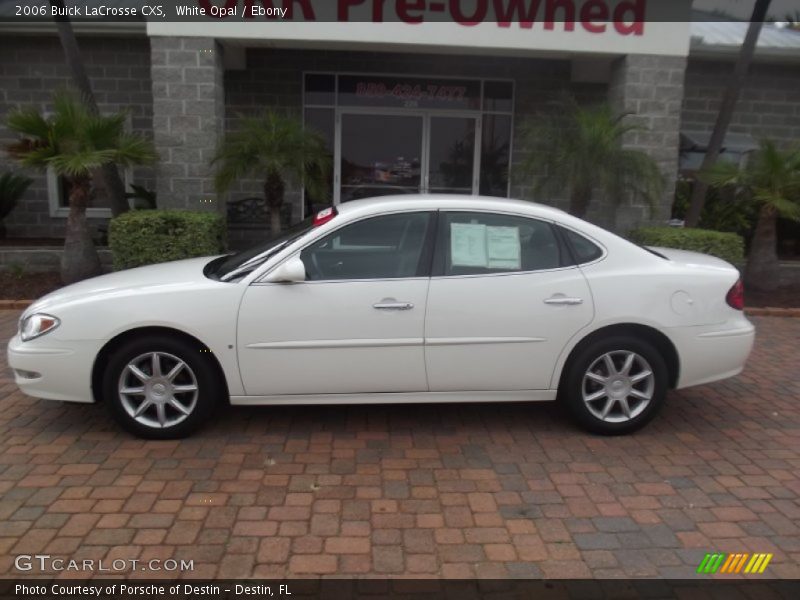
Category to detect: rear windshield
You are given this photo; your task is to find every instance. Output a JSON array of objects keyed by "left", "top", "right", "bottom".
[{"left": 205, "top": 216, "right": 315, "bottom": 281}]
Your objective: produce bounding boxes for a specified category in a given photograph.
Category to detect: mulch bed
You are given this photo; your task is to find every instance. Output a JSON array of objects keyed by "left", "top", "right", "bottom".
[
  {"left": 0, "top": 271, "right": 797, "bottom": 310},
  {"left": 0, "top": 272, "right": 62, "bottom": 300}
]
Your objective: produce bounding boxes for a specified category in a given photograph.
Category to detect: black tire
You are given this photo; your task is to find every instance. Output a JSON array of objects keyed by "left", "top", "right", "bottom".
[
  {"left": 102, "top": 335, "right": 221, "bottom": 439},
  {"left": 562, "top": 335, "right": 667, "bottom": 435}
]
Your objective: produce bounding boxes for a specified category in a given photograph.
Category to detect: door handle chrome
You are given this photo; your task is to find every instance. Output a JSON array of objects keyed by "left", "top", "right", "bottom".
[
  {"left": 544, "top": 297, "right": 583, "bottom": 306},
  {"left": 373, "top": 302, "right": 414, "bottom": 310}
]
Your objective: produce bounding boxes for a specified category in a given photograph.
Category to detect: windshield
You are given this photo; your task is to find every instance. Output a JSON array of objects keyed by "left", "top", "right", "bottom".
[{"left": 206, "top": 216, "right": 315, "bottom": 281}]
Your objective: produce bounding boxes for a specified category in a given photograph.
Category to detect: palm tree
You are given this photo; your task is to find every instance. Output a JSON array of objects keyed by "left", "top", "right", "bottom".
[
  {"left": 703, "top": 140, "right": 800, "bottom": 291},
  {"left": 213, "top": 111, "right": 331, "bottom": 236},
  {"left": 48, "top": 0, "right": 130, "bottom": 217},
  {"left": 685, "top": 0, "right": 772, "bottom": 226},
  {"left": 6, "top": 90, "right": 156, "bottom": 284},
  {"left": 520, "top": 95, "right": 664, "bottom": 220},
  {"left": 0, "top": 172, "right": 33, "bottom": 239}
]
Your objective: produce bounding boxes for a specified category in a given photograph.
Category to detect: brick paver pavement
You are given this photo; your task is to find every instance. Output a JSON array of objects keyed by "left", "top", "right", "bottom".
[{"left": 1, "top": 310, "right": 798, "bottom": 579}]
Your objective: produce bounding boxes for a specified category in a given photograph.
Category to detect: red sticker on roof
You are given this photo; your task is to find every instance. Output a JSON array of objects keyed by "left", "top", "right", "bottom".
[{"left": 313, "top": 206, "right": 337, "bottom": 227}]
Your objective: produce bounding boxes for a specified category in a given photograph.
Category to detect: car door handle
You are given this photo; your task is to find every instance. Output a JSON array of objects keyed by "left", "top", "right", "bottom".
[
  {"left": 544, "top": 296, "right": 584, "bottom": 306},
  {"left": 373, "top": 302, "right": 414, "bottom": 310}
]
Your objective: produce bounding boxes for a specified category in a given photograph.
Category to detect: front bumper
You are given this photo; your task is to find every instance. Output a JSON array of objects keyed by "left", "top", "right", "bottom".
[
  {"left": 7, "top": 334, "right": 100, "bottom": 403},
  {"left": 670, "top": 318, "right": 756, "bottom": 389}
]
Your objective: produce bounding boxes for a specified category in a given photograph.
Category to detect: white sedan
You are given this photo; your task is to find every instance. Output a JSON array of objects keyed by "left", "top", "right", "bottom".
[{"left": 7, "top": 196, "right": 755, "bottom": 438}]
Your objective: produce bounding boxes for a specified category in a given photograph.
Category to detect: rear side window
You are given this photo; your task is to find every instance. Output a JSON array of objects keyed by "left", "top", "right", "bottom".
[
  {"left": 435, "top": 212, "right": 564, "bottom": 276},
  {"left": 561, "top": 228, "right": 603, "bottom": 264}
]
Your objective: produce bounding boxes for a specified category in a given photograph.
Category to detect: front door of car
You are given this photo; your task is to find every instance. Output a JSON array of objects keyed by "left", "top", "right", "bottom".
[
  {"left": 237, "top": 211, "right": 435, "bottom": 396},
  {"left": 424, "top": 211, "right": 594, "bottom": 391}
]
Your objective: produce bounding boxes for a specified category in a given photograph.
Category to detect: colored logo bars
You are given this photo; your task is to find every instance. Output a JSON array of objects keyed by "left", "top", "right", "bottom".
[{"left": 697, "top": 552, "right": 773, "bottom": 574}]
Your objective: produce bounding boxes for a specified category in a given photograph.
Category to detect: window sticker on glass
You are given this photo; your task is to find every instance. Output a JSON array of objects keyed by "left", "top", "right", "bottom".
[
  {"left": 486, "top": 226, "right": 521, "bottom": 269},
  {"left": 451, "top": 223, "right": 488, "bottom": 267}
]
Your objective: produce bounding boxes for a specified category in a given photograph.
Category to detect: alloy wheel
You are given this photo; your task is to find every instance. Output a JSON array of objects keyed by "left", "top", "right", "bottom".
[
  {"left": 581, "top": 350, "right": 655, "bottom": 423},
  {"left": 117, "top": 351, "right": 199, "bottom": 429}
]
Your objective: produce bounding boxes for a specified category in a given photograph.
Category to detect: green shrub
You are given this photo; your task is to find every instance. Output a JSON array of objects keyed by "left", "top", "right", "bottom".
[
  {"left": 671, "top": 179, "right": 757, "bottom": 247},
  {"left": 109, "top": 210, "right": 225, "bottom": 270},
  {"left": 628, "top": 226, "right": 744, "bottom": 265}
]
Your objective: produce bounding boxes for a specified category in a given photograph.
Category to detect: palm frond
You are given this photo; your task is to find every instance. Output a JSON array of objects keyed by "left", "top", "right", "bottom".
[
  {"left": 699, "top": 160, "right": 742, "bottom": 187},
  {"left": 114, "top": 133, "right": 158, "bottom": 166},
  {"left": 705, "top": 139, "right": 800, "bottom": 220},
  {"left": 213, "top": 110, "right": 331, "bottom": 201},
  {"left": 6, "top": 107, "right": 50, "bottom": 139},
  {"left": 16, "top": 144, "right": 60, "bottom": 169},
  {"left": 47, "top": 149, "right": 119, "bottom": 177},
  {"left": 6, "top": 89, "right": 156, "bottom": 177},
  {"left": 82, "top": 112, "right": 128, "bottom": 150},
  {"left": 518, "top": 94, "right": 662, "bottom": 214},
  {"left": 753, "top": 191, "right": 800, "bottom": 221}
]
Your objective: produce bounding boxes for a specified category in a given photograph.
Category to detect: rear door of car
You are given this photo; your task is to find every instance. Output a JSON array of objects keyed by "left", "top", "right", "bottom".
[{"left": 424, "top": 210, "right": 594, "bottom": 391}]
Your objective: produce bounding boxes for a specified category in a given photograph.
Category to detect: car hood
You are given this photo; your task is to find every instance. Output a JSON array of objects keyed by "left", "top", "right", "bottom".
[
  {"left": 647, "top": 246, "right": 738, "bottom": 272},
  {"left": 27, "top": 256, "right": 219, "bottom": 313}
]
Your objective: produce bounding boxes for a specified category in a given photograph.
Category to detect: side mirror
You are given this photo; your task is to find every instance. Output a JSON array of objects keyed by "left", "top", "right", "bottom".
[{"left": 264, "top": 256, "right": 306, "bottom": 283}]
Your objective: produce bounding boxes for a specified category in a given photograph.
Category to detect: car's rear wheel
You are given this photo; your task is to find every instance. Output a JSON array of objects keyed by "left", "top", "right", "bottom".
[
  {"left": 562, "top": 336, "right": 667, "bottom": 435},
  {"left": 102, "top": 335, "right": 220, "bottom": 439}
]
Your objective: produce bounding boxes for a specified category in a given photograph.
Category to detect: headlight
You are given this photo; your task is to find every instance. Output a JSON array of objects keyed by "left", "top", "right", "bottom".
[{"left": 19, "top": 313, "right": 60, "bottom": 342}]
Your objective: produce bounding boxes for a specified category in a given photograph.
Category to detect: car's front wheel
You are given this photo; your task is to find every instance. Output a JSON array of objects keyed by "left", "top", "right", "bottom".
[
  {"left": 562, "top": 336, "right": 667, "bottom": 435},
  {"left": 102, "top": 335, "right": 221, "bottom": 439}
]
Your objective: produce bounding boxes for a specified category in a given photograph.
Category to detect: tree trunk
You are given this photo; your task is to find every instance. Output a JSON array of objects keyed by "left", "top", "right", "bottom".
[
  {"left": 61, "top": 176, "right": 101, "bottom": 284},
  {"left": 569, "top": 183, "right": 592, "bottom": 219},
  {"left": 49, "top": 0, "right": 129, "bottom": 218},
  {"left": 264, "top": 172, "right": 285, "bottom": 237},
  {"left": 685, "top": 0, "right": 771, "bottom": 227},
  {"left": 744, "top": 204, "right": 781, "bottom": 292}
]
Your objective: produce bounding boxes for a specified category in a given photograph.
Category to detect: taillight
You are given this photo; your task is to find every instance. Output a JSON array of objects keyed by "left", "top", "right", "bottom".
[{"left": 726, "top": 279, "right": 744, "bottom": 310}]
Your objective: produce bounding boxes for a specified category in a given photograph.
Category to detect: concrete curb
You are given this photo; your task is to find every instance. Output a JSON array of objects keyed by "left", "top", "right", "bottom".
[
  {"left": 1, "top": 300, "right": 799, "bottom": 316},
  {"left": 0, "top": 300, "right": 33, "bottom": 310},
  {"left": 745, "top": 307, "right": 800, "bottom": 318}
]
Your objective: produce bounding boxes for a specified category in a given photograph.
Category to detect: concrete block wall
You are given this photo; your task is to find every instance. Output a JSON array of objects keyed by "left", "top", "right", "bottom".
[
  {"left": 0, "top": 35, "right": 154, "bottom": 239},
  {"left": 150, "top": 36, "right": 225, "bottom": 215},
  {"left": 682, "top": 59, "right": 800, "bottom": 149},
  {"left": 608, "top": 54, "right": 687, "bottom": 233}
]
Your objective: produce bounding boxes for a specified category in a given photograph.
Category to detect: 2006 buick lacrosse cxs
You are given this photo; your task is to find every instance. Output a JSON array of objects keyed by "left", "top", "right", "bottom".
[{"left": 8, "top": 196, "right": 755, "bottom": 439}]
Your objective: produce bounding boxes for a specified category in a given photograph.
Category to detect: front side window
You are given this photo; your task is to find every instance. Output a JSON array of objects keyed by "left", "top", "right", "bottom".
[
  {"left": 435, "top": 212, "right": 564, "bottom": 276},
  {"left": 301, "top": 212, "right": 432, "bottom": 281}
]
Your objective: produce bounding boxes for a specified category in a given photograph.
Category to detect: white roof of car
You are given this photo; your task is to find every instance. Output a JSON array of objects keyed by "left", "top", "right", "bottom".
[{"left": 336, "top": 194, "right": 567, "bottom": 219}]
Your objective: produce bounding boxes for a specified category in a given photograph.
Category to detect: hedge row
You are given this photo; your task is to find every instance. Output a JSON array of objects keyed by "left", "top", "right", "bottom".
[
  {"left": 628, "top": 226, "right": 744, "bottom": 265},
  {"left": 109, "top": 210, "right": 225, "bottom": 270}
]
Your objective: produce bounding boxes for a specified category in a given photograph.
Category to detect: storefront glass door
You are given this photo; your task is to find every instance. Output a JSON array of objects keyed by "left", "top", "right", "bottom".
[
  {"left": 427, "top": 116, "right": 479, "bottom": 195},
  {"left": 337, "top": 112, "right": 479, "bottom": 203},
  {"left": 339, "top": 113, "right": 424, "bottom": 203}
]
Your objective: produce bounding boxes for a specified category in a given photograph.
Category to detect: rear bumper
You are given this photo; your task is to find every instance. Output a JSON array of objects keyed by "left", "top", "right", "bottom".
[
  {"left": 7, "top": 334, "right": 98, "bottom": 403},
  {"left": 669, "top": 318, "right": 756, "bottom": 389}
]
